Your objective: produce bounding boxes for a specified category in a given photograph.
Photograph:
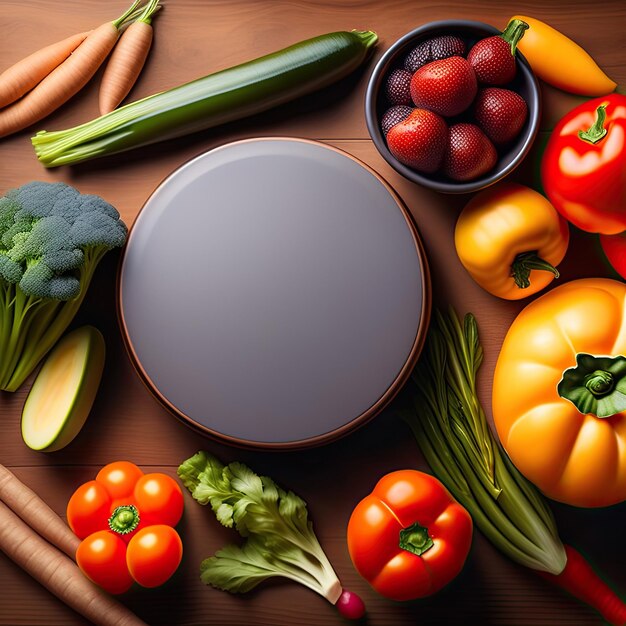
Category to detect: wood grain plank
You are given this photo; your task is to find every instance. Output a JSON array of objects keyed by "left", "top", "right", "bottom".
[
  {"left": 0, "top": 467, "right": 611, "bottom": 626},
  {"left": 1, "top": 1, "right": 625, "bottom": 625}
]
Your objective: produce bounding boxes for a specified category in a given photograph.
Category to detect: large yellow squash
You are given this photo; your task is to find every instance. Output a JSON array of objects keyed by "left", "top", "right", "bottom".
[{"left": 493, "top": 278, "right": 626, "bottom": 507}]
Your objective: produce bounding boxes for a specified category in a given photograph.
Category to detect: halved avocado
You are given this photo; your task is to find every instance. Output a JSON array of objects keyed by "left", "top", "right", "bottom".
[{"left": 21, "top": 326, "right": 105, "bottom": 452}]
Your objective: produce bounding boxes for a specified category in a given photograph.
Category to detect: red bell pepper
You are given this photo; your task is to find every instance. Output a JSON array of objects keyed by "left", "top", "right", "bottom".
[
  {"left": 346, "top": 470, "right": 472, "bottom": 601},
  {"left": 541, "top": 93, "right": 626, "bottom": 234},
  {"left": 67, "top": 461, "right": 184, "bottom": 593}
]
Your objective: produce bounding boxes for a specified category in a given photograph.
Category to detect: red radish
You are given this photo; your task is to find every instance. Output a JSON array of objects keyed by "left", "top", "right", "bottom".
[
  {"left": 336, "top": 590, "right": 366, "bottom": 620},
  {"left": 410, "top": 56, "right": 477, "bottom": 117},
  {"left": 443, "top": 122, "right": 497, "bottom": 181},
  {"left": 384, "top": 68, "right": 412, "bottom": 105},
  {"left": 468, "top": 19, "right": 528, "bottom": 85},
  {"left": 473, "top": 87, "right": 528, "bottom": 144},
  {"left": 99, "top": 0, "right": 161, "bottom": 114},
  {"left": 0, "top": 0, "right": 142, "bottom": 138},
  {"left": 539, "top": 545, "right": 626, "bottom": 626},
  {"left": 0, "top": 31, "right": 91, "bottom": 109},
  {"left": 380, "top": 105, "right": 413, "bottom": 136},
  {"left": 386, "top": 108, "right": 448, "bottom": 173},
  {"left": 404, "top": 35, "right": 466, "bottom": 73}
]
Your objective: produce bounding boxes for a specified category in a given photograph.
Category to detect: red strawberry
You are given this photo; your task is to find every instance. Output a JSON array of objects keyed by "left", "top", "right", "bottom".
[
  {"left": 410, "top": 56, "right": 477, "bottom": 117},
  {"left": 404, "top": 35, "right": 466, "bottom": 73},
  {"left": 473, "top": 88, "right": 528, "bottom": 144},
  {"left": 385, "top": 69, "right": 412, "bottom": 105},
  {"left": 467, "top": 19, "right": 528, "bottom": 84},
  {"left": 387, "top": 108, "right": 448, "bottom": 173},
  {"left": 443, "top": 123, "right": 497, "bottom": 181},
  {"left": 381, "top": 105, "right": 414, "bottom": 136}
]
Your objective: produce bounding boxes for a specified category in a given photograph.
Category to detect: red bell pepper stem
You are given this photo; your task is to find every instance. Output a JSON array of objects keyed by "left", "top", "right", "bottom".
[
  {"left": 538, "top": 545, "right": 626, "bottom": 626},
  {"left": 579, "top": 104, "right": 608, "bottom": 144}
]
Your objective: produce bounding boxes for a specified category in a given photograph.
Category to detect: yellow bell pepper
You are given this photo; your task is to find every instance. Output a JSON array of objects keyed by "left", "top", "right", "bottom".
[
  {"left": 454, "top": 183, "right": 569, "bottom": 300},
  {"left": 493, "top": 278, "right": 626, "bottom": 507},
  {"left": 510, "top": 15, "right": 617, "bottom": 96}
]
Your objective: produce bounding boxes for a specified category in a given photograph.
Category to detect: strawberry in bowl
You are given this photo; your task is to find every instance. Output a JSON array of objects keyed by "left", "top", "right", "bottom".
[{"left": 365, "top": 19, "right": 540, "bottom": 193}]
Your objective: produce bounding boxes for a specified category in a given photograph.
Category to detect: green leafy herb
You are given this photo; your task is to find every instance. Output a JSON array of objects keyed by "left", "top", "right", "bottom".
[
  {"left": 177, "top": 452, "right": 342, "bottom": 603},
  {"left": 403, "top": 308, "right": 567, "bottom": 574}
]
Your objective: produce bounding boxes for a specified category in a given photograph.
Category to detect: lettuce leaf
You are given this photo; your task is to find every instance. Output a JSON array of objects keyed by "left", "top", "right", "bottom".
[{"left": 178, "top": 451, "right": 342, "bottom": 602}]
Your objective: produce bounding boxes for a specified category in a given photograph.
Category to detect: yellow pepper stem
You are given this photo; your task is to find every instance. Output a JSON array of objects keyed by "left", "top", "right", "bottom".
[
  {"left": 510, "top": 251, "right": 560, "bottom": 289},
  {"left": 502, "top": 18, "right": 529, "bottom": 56},
  {"left": 578, "top": 104, "right": 608, "bottom": 144}
]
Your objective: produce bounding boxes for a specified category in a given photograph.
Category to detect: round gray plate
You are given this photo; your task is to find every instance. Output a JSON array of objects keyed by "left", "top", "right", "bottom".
[{"left": 119, "top": 138, "right": 429, "bottom": 448}]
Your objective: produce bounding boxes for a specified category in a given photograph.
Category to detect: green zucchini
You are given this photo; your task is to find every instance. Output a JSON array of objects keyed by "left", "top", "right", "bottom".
[{"left": 33, "top": 30, "right": 377, "bottom": 167}]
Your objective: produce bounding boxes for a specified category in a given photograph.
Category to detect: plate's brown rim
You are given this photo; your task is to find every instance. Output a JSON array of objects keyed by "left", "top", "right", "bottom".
[{"left": 116, "top": 136, "right": 432, "bottom": 451}]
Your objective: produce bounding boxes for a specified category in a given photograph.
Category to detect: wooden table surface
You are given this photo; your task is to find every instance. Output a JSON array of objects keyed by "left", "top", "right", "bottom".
[{"left": 1, "top": 1, "right": 625, "bottom": 624}]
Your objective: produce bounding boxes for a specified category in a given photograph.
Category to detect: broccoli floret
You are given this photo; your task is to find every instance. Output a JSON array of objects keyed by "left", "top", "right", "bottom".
[
  {"left": 0, "top": 181, "right": 127, "bottom": 300},
  {"left": 0, "top": 181, "right": 127, "bottom": 391}
]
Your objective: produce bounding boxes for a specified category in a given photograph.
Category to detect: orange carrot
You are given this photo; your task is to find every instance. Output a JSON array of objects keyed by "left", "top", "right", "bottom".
[
  {"left": 0, "top": 31, "right": 91, "bottom": 109},
  {"left": 0, "top": 0, "right": 141, "bottom": 138},
  {"left": 0, "top": 500, "right": 147, "bottom": 626},
  {"left": 0, "top": 464, "right": 79, "bottom": 559},
  {"left": 99, "top": 0, "right": 161, "bottom": 114}
]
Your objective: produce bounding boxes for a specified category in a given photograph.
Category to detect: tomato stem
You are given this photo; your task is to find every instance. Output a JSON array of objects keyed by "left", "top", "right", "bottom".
[
  {"left": 108, "top": 504, "right": 140, "bottom": 535},
  {"left": 399, "top": 521, "right": 433, "bottom": 556},
  {"left": 501, "top": 18, "right": 529, "bottom": 56},
  {"left": 579, "top": 104, "right": 608, "bottom": 144},
  {"left": 510, "top": 251, "right": 559, "bottom": 289}
]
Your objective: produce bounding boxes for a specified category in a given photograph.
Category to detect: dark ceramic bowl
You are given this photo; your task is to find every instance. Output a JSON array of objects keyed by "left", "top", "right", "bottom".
[{"left": 365, "top": 20, "right": 541, "bottom": 194}]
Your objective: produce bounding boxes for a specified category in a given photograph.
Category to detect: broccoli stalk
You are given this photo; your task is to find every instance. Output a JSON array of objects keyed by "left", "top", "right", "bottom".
[{"left": 0, "top": 182, "right": 127, "bottom": 392}]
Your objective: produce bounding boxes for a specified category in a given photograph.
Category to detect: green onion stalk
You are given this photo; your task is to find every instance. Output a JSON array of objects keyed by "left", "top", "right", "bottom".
[{"left": 403, "top": 308, "right": 626, "bottom": 625}]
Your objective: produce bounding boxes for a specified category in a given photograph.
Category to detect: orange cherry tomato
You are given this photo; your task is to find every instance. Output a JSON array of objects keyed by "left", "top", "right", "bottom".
[
  {"left": 126, "top": 525, "right": 183, "bottom": 588},
  {"left": 95, "top": 461, "right": 144, "bottom": 500},
  {"left": 133, "top": 473, "right": 184, "bottom": 527},
  {"left": 76, "top": 530, "right": 134, "bottom": 594},
  {"left": 66, "top": 480, "right": 112, "bottom": 540},
  {"left": 347, "top": 470, "right": 473, "bottom": 601}
]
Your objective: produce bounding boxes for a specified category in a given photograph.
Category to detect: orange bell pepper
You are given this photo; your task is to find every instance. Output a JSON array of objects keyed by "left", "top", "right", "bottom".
[
  {"left": 493, "top": 278, "right": 626, "bottom": 507},
  {"left": 509, "top": 15, "right": 617, "bottom": 96},
  {"left": 347, "top": 470, "right": 472, "bottom": 601},
  {"left": 455, "top": 183, "right": 569, "bottom": 300}
]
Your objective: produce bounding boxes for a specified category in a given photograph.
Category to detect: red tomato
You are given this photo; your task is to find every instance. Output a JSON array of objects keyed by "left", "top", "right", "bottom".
[
  {"left": 347, "top": 470, "right": 472, "bottom": 601},
  {"left": 76, "top": 530, "right": 134, "bottom": 594},
  {"left": 66, "top": 481, "right": 112, "bottom": 540},
  {"left": 542, "top": 94, "right": 626, "bottom": 234},
  {"left": 126, "top": 525, "right": 183, "bottom": 588},
  {"left": 96, "top": 461, "right": 144, "bottom": 500},
  {"left": 133, "top": 473, "right": 184, "bottom": 527},
  {"left": 69, "top": 461, "right": 185, "bottom": 591}
]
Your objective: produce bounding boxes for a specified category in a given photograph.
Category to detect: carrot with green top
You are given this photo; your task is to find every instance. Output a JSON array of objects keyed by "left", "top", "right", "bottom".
[
  {"left": 0, "top": 0, "right": 142, "bottom": 138},
  {"left": 0, "top": 31, "right": 91, "bottom": 109},
  {"left": 99, "top": 0, "right": 162, "bottom": 114}
]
